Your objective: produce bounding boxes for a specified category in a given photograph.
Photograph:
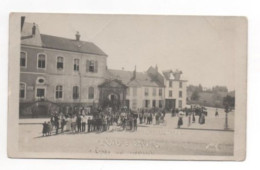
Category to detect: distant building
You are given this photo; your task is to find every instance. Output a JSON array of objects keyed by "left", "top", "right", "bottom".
[
  {"left": 162, "top": 70, "right": 187, "bottom": 110},
  {"left": 19, "top": 21, "right": 187, "bottom": 116},
  {"left": 106, "top": 66, "right": 165, "bottom": 110}
]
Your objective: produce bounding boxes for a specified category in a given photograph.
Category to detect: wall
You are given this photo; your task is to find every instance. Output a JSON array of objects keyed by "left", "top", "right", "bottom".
[
  {"left": 164, "top": 78, "right": 187, "bottom": 109},
  {"left": 20, "top": 46, "right": 107, "bottom": 104},
  {"left": 126, "top": 86, "right": 165, "bottom": 110}
]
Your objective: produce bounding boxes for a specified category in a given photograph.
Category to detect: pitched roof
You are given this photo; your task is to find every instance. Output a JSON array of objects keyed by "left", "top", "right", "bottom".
[
  {"left": 107, "top": 69, "right": 163, "bottom": 87},
  {"left": 147, "top": 66, "right": 165, "bottom": 86},
  {"left": 21, "top": 22, "right": 107, "bottom": 56},
  {"left": 40, "top": 34, "right": 107, "bottom": 56}
]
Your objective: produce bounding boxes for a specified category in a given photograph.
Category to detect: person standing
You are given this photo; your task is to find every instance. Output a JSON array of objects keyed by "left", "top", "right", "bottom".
[
  {"left": 76, "top": 114, "right": 82, "bottom": 133},
  {"left": 65, "top": 116, "right": 72, "bottom": 132},
  {"left": 87, "top": 117, "right": 91, "bottom": 132},
  {"left": 188, "top": 113, "right": 191, "bottom": 127},
  {"left": 47, "top": 121, "right": 52, "bottom": 136},
  {"left": 134, "top": 116, "right": 137, "bottom": 131},
  {"left": 192, "top": 113, "right": 196, "bottom": 123},
  {"left": 139, "top": 112, "right": 142, "bottom": 124},
  {"left": 54, "top": 114, "right": 59, "bottom": 135},
  {"left": 171, "top": 108, "right": 175, "bottom": 117},
  {"left": 50, "top": 113, "right": 55, "bottom": 131},
  {"left": 71, "top": 115, "right": 77, "bottom": 133},
  {"left": 144, "top": 111, "right": 147, "bottom": 124},
  {"left": 60, "top": 116, "right": 66, "bottom": 133},
  {"left": 42, "top": 121, "right": 48, "bottom": 137},
  {"left": 177, "top": 117, "right": 183, "bottom": 128},
  {"left": 82, "top": 115, "right": 86, "bottom": 132}
]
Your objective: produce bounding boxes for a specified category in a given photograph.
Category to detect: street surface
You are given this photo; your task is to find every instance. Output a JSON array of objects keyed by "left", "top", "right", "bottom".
[{"left": 19, "top": 107, "right": 234, "bottom": 156}]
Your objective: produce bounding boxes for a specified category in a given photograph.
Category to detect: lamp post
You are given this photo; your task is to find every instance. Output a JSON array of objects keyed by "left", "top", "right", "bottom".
[{"left": 224, "top": 105, "right": 229, "bottom": 130}]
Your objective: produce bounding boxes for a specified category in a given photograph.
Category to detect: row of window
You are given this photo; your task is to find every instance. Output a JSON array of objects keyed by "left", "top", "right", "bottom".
[
  {"left": 126, "top": 87, "right": 182, "bottom": 98},
  {"left": 20, "top": 83, "right": 95, "bottom": 100},
  {"left": 126, "top": 87, "right": 163, "bottom": 97},
  {"left": 20, "top": 52, "right": 98, "bottom": 73},
  {"left": 55, "top": 85, "right": 94, "bottom": 99},
  {"left": 168, "top": 90, "right": 182, "bottom": 98},
  {"left": 144, "top": 100, "right": 164, "bottom": 108},
  {"left": 169, "top": 81, "right": 183, "bottom": 88},
  {"left": 144, "top": 99, "right": 183, "bottom": 109},
  {"left": 144, "top": 88, "right": 163, "bottom": 97}
]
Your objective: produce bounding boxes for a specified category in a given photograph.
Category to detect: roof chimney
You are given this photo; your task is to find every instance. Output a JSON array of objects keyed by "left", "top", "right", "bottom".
[
  {"left": 131, "top": 65, "right": 136, "bottom": 81},
  {"left": 155, "top": 64, "right": 158, "bottom": 72},
  {"left": 76, "top": 31, "right": 80, "bottom": 41},
  {"left": 21, "top": 16, "right": 25, "bottom": 32},
  {"left": 32, "top": 23, "right": 36, "bottom": 36}
]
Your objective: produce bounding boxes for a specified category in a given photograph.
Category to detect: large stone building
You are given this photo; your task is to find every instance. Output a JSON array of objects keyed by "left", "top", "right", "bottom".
[{"left": 19, "top": 22, "right": 187, "bottom": 116}]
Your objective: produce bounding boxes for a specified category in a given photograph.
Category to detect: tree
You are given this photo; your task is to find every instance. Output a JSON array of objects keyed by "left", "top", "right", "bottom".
[
  {"left": 223, "top": 95, "right": 235, "bottom": 108},
  {"left": 191, "top": 90, "right": 200, "bottom": 101},
  {"left": 198, "top": 84, "right": 203, "bottom": 92}
]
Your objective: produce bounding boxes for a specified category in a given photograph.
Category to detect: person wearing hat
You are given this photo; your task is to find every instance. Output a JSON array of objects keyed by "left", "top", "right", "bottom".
[{"left": 177, "top": 112, "right": 184, "bottom": 128}]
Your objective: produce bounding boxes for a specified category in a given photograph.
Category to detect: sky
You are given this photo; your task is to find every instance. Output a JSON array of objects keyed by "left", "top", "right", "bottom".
[{"left": 23, "top": 14, "right": 246, "bottom": 91}]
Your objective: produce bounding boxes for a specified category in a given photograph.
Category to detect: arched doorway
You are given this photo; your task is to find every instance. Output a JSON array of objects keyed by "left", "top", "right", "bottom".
[
  {"left": 107, "top": 93, "right": 120, "bottom": 110},
  {"left": 98, "top": 79, "right": 127, "bottom": 111}
]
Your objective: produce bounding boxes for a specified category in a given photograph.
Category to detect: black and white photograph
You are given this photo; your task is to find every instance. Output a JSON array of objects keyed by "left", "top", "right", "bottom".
[{"left": 7, "top": 13, "right": 247, "bottom": 160}]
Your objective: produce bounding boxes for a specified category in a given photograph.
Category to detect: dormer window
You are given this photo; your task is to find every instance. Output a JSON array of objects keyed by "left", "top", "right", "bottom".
[{"left": 169, "top": 73, "right": 175, "bottom": 80}]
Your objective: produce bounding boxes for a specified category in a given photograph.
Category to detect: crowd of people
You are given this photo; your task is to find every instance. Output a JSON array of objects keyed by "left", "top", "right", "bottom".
[
  {"left": 42, "top": 106, "right": 168, "bottom": 137},
  {"left": 173, "top": 105, "right": 208, "bottom": 129},
  {"left": 41, "top": 104, "right": 211, "bottom": 137}
]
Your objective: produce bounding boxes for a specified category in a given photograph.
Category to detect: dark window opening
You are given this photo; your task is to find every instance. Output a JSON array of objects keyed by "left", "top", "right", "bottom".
[{"left": 73, "top": 86, "right": 79, "bottom": 99}]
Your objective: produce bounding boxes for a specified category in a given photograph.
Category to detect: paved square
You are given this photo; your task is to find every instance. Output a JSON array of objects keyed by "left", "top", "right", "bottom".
[{"left": 19, "top": 107, "right": 234, "bottom": 156}]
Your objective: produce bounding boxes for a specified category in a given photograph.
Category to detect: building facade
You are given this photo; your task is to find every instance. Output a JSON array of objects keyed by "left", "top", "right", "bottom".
[
  {"left": 162, "top": 70, "right": 187, "bottom": 111},
  {"left": 19, "top": 22, "right": 187, "bottom": 116}
]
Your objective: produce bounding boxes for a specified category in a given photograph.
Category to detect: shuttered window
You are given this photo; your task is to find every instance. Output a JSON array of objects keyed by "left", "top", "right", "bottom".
[
  {"left": 74, "top": 59, "right": 79, "bottom": 71},
  {"left": 57, "top": 56, "right": 63, "bottom": 69},
  {"left": 86, "top": 60, "right": 98, "bottom": 73}
]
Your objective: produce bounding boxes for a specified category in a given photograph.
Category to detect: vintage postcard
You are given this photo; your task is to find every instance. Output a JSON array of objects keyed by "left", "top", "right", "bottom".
[{"left": 8, "top": 13, "right": 247, "bottom": 160}]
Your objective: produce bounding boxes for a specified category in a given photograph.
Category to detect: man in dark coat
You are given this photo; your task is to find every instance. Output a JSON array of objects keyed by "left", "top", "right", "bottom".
[
  {"left": 134, "top": 117, "right": 137, "bottom": 131},
  {"left": 42, "top": 122, "right": 48, "bottom": 137},
  {"left": 177, "top": 117, "right": 183, "bottom": 128},
  {"left": 87, "top": 117, "right": 91, "bottom": 132},
  {"left": 54, "top": 114, "right": 59, "bottom": 134},
  {"left": 60, "top": 116, "right": 66, "bottom": 133},
  {"left": 76, "top": 114, "right": 82, "bottom": 132}
]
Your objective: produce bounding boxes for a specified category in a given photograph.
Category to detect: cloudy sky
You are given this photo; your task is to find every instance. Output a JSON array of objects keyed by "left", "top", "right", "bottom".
[{"left": 24, "top": 14, "right": 246, "bottom": 91}]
